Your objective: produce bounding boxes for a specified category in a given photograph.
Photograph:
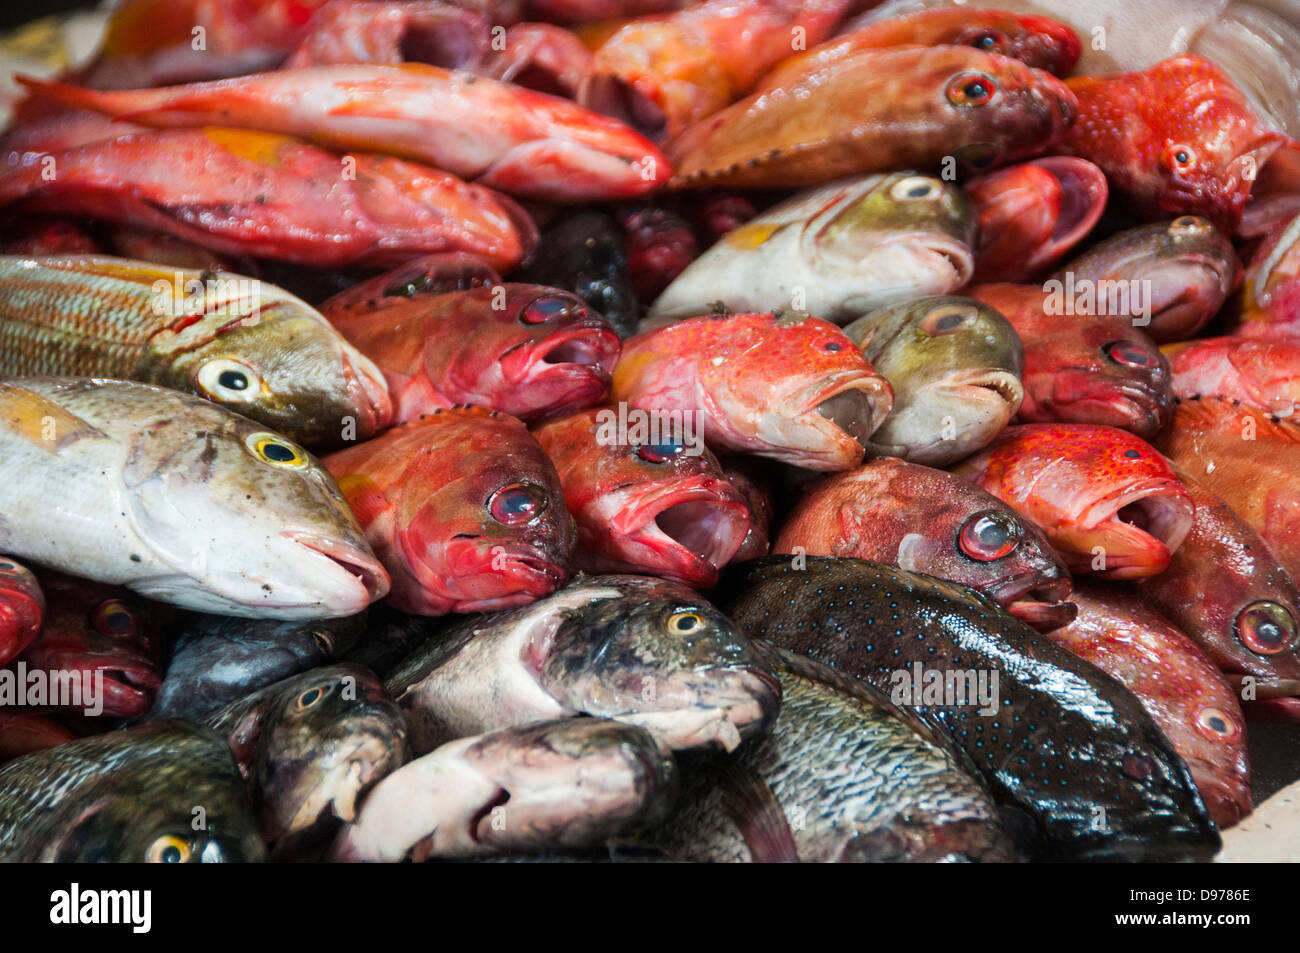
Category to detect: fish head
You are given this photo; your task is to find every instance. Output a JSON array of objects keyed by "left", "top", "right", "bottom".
[
  {"left": 845, "top": 296, "right": 1024, "bottom": 463},
  {"left": 461, "top": 718, "right": 677, "bottom": 851},
  {"left": 0, "top": 557, "right": 43, "bottom": 665},
  {"left": 157, "top": 306, "right": 393, "bottom": 448},
  {"left": 438, "top": 286, "right": 621, "bottom": 422},
  {"left": 21, "top": 574, "right": 161, "bottom": 717},
  {"left": 967, "top": 424, "right": 1194, "bottom": 580},
  {"left": 535, "top": 409, "right": 751, "bottom": 587},
  {"left": 804, "top": 172, "right": 976, "bottom": 296},
  {"left": 1242, "top": 210, "right": 1300, "bottom": 324},
  {"left": 255, "top": 665, "right": 408, "bottom": 846},
  {"left": 535, "top": 576, "right": 781, "bottom": 752},
  {"left": 392, "top": 409, "right": 572, "bottom": 613},
  {"left": 120, "top": 404, "right": 389, "bottom": 618},
  {"left": 700, "top": 313, "right": 893, "bottom": 470},
  {"left": 951, "top": 13, "right": 1081, "bottom": 76}
]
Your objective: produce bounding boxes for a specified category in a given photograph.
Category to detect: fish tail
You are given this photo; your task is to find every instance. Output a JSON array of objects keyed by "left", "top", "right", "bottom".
[{"left": 16, "top": 75, "right": 194, "bottom": 127}]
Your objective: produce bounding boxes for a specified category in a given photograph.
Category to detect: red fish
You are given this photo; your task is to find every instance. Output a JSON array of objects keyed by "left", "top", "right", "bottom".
[
  {"left": 666, "top": 45, "right": 1077, "bottom": 190},
  {"left": 323, "top": 285, "right": 619, "bottom": 424},
  {"left": 323, "top": 407, "right": 573, "bottom": 615},
  {"left": 1157, "top": 396, "right": 1300, "bottom": 586},
  {"left": 532, "top": 407, "right": 750, "bottom": 586},
  {"left": 0, "top": 713, "right": 76, "bottom": 764},
  {"left": 1063, "top": 55, "right": 1300, "bottom": 232},
  {"left": 956, "top": 424, "right": 1194, "bottom": 581},
  {"left": 0, "top": 559, "right": 44, "bottom": 667},
  {"left": 686, "top": 190, "right": 758, "bottom": 246},
  {"left": 284, "top": 1, "right": 490, "bottom": 70},
  {"left": 773, "top": 458, "right": 1075, "bottom": 632},
  {"left": 1234, "top": 210, "right": 1300, "bottom": 337},
  {"left": 480, "top": 24, "right": 595, "bottom": 99},
  {"left": 0, "top": 128, "right": 528, "bottom": 270},
  {"left": 1167, "top": 336, "right": 1300, "bottom": 420},
  {"left": 720, "top": 458, "right": 772, "bottom": 561},
  {"left": 617, "top": 206, "right": 698, "bottom": 301},
  {"left": 761, "top": 7, "right": 1081, "bottom": 93},
  {"left": 966, "top": 157, "right": 1108, "bottom": 282},
  {"left": 15, "top": 573, "right": 162, "bottom": 718},
  {"left": 579, "top": 0, "right": 854, "bottom": 141},
  {"left": 1050, "top": 583, "right": 1251, "bottom": 828},
  {"left": 1140, "top": 469, "right": 1300, "bottom": 724},
  {"left": 321, "top": 254, "right": 502, "bottom": 315},
  {"left": 611, "top": 312, "right": 893, "bottom": 471},
  {"left": 526, "top": 0, "right": 680, "bottom": 24},
  {"left": 22, "top": 64, "right": 670, "bottom": 203},
  {"left": 970, "top": 283, "right": 1173, "bottom": 440}
]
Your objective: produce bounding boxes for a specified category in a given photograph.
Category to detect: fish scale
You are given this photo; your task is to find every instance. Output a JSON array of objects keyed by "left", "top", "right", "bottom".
[{"left": 716, "top": 556, "right": 1220, "bottom": 861}]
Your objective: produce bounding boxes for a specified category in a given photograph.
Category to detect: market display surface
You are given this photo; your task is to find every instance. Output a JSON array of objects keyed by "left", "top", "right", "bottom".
[{"left": 0, "top": 0, "right": 1298, "bottom": 863}]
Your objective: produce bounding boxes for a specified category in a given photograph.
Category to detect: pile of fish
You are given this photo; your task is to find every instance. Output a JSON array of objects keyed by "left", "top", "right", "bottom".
[{"left": 1, "top": 0, "right": 1299, "bottom": 863}]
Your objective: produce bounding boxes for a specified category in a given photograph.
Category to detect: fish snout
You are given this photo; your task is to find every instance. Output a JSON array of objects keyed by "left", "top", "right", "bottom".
[
  {"left": 339, "top": 347, "right": 394, "bottom": 439},
  {"left": 286, "top": 532, "right": 391, "bottom": 608},
  {"left": 803, "top": 375, "right": 894, "bottom": 468}
]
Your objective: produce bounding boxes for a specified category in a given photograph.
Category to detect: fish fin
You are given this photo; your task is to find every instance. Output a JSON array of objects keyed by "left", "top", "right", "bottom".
[
  {"left": 717, "top": 765, "right": 800, "bottom": 863},
  {"left": 1176, "top": 396, "right": 1300, "bottom": 445},
  {"left": 0, "top": 383, "right": 104, "bottom": 453},
  {"left": 14, "top": 75, "right": 108, "bottom": 114}
]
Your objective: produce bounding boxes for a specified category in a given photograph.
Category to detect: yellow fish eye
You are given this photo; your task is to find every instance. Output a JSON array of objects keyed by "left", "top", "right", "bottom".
[
  {"left": 246, "top": 432, "right": 308, "bottom": 470},
  {"left": 146, "top": 835, "right": 192, "bottom": 864},
  {"left": 667, "top": 611, "right": 704, "bottom": 634}
]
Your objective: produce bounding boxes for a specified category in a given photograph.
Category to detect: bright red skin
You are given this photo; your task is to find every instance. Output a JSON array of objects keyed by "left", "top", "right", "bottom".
[
  {"left": 321, "top": 254, "right": 502, "bottom": 317},
  {"left": 767, "top": 7, "right": 1081, "bottom": 91},
  {"left": 720, "top": 458, "right": 772, "bottom": 561},
  {"left": 0, "top": 128, "right": 528, "bottom": 270},
  {"left": 0, "top": 713, "right": 76, "bottom": 764},
  {"left": 617, "top": 206, "right": 698, "bottom": 301},
  {"left": 1157, "top": 396, "right": 1300, "bottom": 586},
  {"left": 955, "top": 424, "right": 1194, "bottom": 581},
  {"left": 533, "top": 407, "right": 750, "bottom": 586},
  {"left": 325, "top": 284, "right": 619, "bottom": 424},
  {"left": 14, "top": 573, "right": 162, "bottom": 718},
  {"left": 1051, "top": 583, "right": 1251, "bottom": 829},
  {"left": 611, "top": 312, "right": 893, "bottom": 471},
  {"left": 1064, "top": 55, "right": 1299, "bottom": 232},
  {"left": 1236, "top": 216, "right": 1300, "bottom": 336},
  {"left": 285, "top": 1, "right": 490, "bottom": 70},
  {"left": 773, "top": 458, "right": 1076, "bottom": 632},
  {"left": 1167, "top": 336, "right": 1300, "bottom": 418},
  {"left": 1139, "top": 470, "right": 1300, "bottom": 717},
  {"left": 323, "top": 407, "right": 574, "bottom": 616},
  {"left": 0, "top": 559, "right": 44, "bottom": 667},
  {"left": 971, "top": 283, "right": 1173, "bottom": 439},
  {"left": 966, "top": 157, "right": 1108, "bottom": 282}
]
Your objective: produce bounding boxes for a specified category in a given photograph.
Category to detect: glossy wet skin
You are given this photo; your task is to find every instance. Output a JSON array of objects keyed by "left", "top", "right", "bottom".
[
  {"left": 0, "top": 558, "right": 43, "bottom": 666},
  {"left": 773, "top": 459, "right": 1075, "bottom": 632},
  {"left": 1167, "top": 335, "right": 1300, "bottom": 419},
  {"left": 956, "top": 424, "right": 1195, "bottom": 581},
  {"left": 843, "top": 295, "right": 1024, "bottom": 465},
  {"left": 612, "top": 312, "right": 894, "bottom": 471},
  {"left": 1051, "top": 583, "right": 1252, "bottom": 828},
  {"left": 971, "top": 283, "right": 1173, "bottom": 439},
  {"left": 324, "top": 407, "right": 573, "bottom": 615},
  {"left": 533, "top": 408, "right": 751, "bottom": 586},
  {"left": 715, "top": 556, "right": 1219, "bottom": 861}
]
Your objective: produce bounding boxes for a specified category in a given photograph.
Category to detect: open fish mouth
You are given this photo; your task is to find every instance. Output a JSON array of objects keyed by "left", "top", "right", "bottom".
[
  {"left": 623, "top": 480, "right": 751, "bottom": 582},
  {"left": 1050, "top": 374, "right": 1171, "bottom": 437},
  {"left": 1078, "top": 479, "right": 1195, "bottom": 578},
  {"left": 516, "top": 326, "right": 621, "bottom": 413},
  {"left": 940, "top": 369, "right": 1025, "bottom": 407},
  {"left": 877, "top": 233, "right": 976, "bottom": 288},
  {"left": 986, "top": 576, "right": 1076, "bottom": 632},
  {"left": 805, "top": 375, "right": 894, "bottom": 458},
  {"left": 285, "top": 734, "right": 399, "bottom": 834},
  {"left": 618, "top": 665, "right": 782, "bottom": 752},
  {"left": 48, "top": 656, "right": 161, "bottom": 715},
  {"left": 286, "top": 532, "right": 391, "bottom": 604},
  {"left": 578, "top": 73, "right": 668, "bottom": 142}
]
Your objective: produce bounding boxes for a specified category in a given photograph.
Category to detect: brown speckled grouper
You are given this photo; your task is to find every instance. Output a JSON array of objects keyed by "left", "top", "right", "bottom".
[{"left": 715, "top": 556, "right": 1219, "bottom": 861}]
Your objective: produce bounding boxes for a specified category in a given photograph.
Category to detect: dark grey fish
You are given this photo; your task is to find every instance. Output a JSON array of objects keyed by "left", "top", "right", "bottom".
[
  {"left": 340, "top": 606, "right": 442, "bottom": 679},
  {"left": 658, "top": 645, "right": 1017, "bottom": 863},
  {"left": 385, "top": 574, "right": 780, "bottom": 755},
  {"left": 714, "top": 556, "right": 1220, "bottom": 861},
  {"left": 150, "top": 611, "right": 365, "bottom": 721},
  {"left": 0, "top": 720, "right": 263, "bottom": 862},
  {"left": 516, "top": 210, "right": 640, "bottom": 337},
  {"left": 204, "top": 663, "right": 406, "bottom": 852}
]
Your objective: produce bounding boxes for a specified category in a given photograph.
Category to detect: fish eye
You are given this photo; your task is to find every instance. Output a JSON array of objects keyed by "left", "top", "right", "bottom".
[
  {"left": 0, "top": 562, "right": 17, "bottom": 572},
  {"left": 296, "top": 684, "right": 330, "bottom": 709},
  {"left": 488, "top": 482, "right": 548, "bottom": 525},
  {"left": 311, "top": 630, "right": 336, "bottom": 656},
  {"left": 1195, "top": 707, "right": 1239, "bottom": 741},
  {"left": 1234, "top": 600, "right": 1298, "bottom": 655},
  {"left": 961, "top": 28, "right": 1006, "bottom": 52},
  {"left": 91, "top": 599, "right": 137, "bottom": 638},
  {"left": 245, "top": 432, "right": 309, "bottom": 470},
  {"left": 520, "top": 293, "right": 581, "bottom": 325},
  {"left": 667, "top": 610, "right": 704, "bottom": 634},
  {"left": 958, "top": 511, "right": 1020, "bottom": 561},
  {"left": 1163, "top": 144, "right": 1196, "bottom": 172},
  {"left": 1169, "top": 215, "right": 1206, "bottom": 235},
  {"left": 822, "top": 339, "right": 844, "bottom": 352},
  {"left": 890, "top": 175, "right": 944, "bottom": 202},
  {"left": 197, "top": 358, "right": 262, "bottom": 403},
  {"left": 146, "top": 835, "right": 192, "bottom": 864},
  {"left": 946, "top": 72, "right": 997, "bottom": 107},
  {"left": 1102, "top": 340, "right": 1157, "bottom": 369},
  {"left": 637, "top": 441, "right": 685, "bottom": 463},
  {"left": 920, "top": 304, "right": 977, "bottom": 335}
]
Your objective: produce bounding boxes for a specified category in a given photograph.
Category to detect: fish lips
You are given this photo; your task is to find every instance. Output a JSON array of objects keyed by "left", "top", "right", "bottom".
[
  {"left": 498, "top": 324, "right": 621, "bottom": 421},
  {"left": 339, "top": 347, "right": 395, "bottom": 440},
  {"left": 25, "top": 650, "right": 162, "bottom": 716},
  {"left": 1046, "top": 369, "right": 1172, "bottom": 438},
  {"left": 411, "top": 537, "right": 568, "bottom": 614},
  {"left": 287, "top": 532, "right": 392, "bottom": 609},
  {"left": 613, "top": 665, "right": 783, "bottom": 753},
  {"left": 985, "top": 574, "right": 1077, "bottom": 633},
  {"left": 791, "top": 372, "right": 894, "bottom": 471},
  {"left": 611, "top": 476, "right": 752, "bottom": 586},
  {"left": 1071, "top": 478, "right": 1195, "bottom": 579}
]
